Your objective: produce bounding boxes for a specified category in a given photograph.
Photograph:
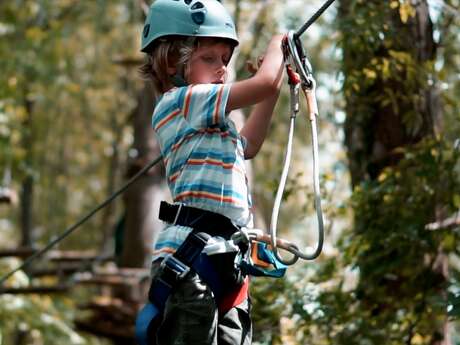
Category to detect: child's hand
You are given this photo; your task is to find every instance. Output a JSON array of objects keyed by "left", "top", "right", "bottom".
[{"left": 246, "top": 56, "right": 264, "bottom": 75}]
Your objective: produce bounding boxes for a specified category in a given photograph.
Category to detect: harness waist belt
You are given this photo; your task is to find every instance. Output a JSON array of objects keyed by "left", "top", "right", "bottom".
[{"left": 159, "top": 201, "right": 238, "bottom": 239}]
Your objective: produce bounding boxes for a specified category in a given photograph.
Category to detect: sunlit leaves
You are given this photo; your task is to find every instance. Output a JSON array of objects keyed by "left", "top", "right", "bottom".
[{"left": 0, "top": 1, "right": 139, "bottom": 343}]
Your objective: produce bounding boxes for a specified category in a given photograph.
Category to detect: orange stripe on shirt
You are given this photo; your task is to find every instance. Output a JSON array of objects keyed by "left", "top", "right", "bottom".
[
  {"left": 171, "top": 132, "right": 196, "bottom": 153},
  {"left": 187, "top": 158, "right": 234, "bottom": 169},
  {"left": 155, "top": 109, "right": 181, "bottom": 131},
  {"left": 198, "top": 128, "right": 231, "bottom": 140},
  {"left": 169, "top": 128, "right": 233, "bottom": 156},
  {"left": 168, "top": 159, "right": 244, "bottom": 183},
  {"left": 185, "top": 159, "right": 245, "bottom": 175},
  {"left": 169, "top": 171, "right": 180, "bottom": 183},
  {"left": 175, "top": 191, "right": 237, "bottom": 204},
  {"left": 183, "top": 86, "right": 193, "bottom": 119}
]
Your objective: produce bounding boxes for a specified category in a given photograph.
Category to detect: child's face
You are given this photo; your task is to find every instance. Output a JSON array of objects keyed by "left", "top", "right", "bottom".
[{"left": 187, "top": 39, "right": 233, "bottom": 85}]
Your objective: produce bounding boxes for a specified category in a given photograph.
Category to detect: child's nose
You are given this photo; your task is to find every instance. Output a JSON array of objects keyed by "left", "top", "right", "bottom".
[{"left": 217, "top": 63, "right": 226, "bottom": 75}]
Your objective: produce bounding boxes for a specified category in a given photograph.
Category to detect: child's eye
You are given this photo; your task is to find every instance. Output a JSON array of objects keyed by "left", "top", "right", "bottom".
[{"left": 202, "top": 56, "right": 215, "bottom": 63}]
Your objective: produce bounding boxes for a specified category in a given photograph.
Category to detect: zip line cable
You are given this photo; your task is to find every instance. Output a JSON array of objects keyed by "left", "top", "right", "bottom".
[
  {"left": 0, "top": 156, "right": 162, "bottom": 286},
  {"left": 0, "top": 0, "right": 338, "bottom": 287},
  {"left": 295, "top": 0, "right": 337, "bottom": 39}
]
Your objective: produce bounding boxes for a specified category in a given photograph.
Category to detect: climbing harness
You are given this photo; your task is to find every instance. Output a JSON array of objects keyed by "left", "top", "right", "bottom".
[
  {"left": 136, "top": 231, "right": 221, "bottom": 345},
  {"left": 136, "top": 201, "right": 251, "bottom": 345}
]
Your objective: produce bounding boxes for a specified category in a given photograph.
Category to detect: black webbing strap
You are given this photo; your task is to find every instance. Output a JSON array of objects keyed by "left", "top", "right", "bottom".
[
  {"left": 159, "top": 201, "right": 238, "bottom": 239},
  {"left": 148, "top": 231, "right": 211, "bottom": 306}
]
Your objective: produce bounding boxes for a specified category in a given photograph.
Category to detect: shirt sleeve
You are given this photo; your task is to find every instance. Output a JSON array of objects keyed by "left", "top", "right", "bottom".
[
  {"left": 177, "top": 84, "right": 231, "bottom": 130},
  {"left": 239, "top": 134, "right": 248, "bottom": 151}
]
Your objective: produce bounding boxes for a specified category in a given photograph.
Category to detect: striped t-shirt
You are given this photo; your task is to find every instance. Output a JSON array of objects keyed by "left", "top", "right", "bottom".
[{"left": 152, "top": 83, "right": 252, "bottom": 260}]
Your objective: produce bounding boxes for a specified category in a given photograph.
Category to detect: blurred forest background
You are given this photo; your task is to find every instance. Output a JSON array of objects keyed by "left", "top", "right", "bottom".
[{"left": 0, "top": 0, "right": 459, "bottom": 344}]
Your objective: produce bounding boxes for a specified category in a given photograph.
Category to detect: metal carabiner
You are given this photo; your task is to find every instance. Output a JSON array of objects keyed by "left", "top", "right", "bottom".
[
  {"left": 285, "top": 30, "right": 314, "bottom": 89},
  {"left": 269, "top": 32, "right": 325, "bottom": 265}
]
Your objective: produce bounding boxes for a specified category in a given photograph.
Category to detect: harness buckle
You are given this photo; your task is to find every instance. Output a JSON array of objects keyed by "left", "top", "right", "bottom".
[
  {"left": 158, "top": 254, "right": 190, "bottom": 287},
  {"left": 172, "top": 203, "right": 184, "bottom": 225}
]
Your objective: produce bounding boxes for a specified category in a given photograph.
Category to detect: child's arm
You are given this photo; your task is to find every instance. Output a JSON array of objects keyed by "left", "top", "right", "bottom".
[
  {"left": 226, "top": 35, "right": 285, "bottom": 112},
  {"left": 226, "top": 35, "right": 285, "bottom": 159},
  {"left": 240, "top": 88, "right": 280, "bottom": 159}
]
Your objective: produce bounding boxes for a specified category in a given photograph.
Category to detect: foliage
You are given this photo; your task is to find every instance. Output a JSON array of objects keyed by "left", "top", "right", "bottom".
[
  {"left": 0, "top": 0, "right": 459, "bottom": 344},
  {"left": 255, "top": 1, "right": 460, "bottom": 344},
  {"left": 0, "top": 1, "right": 140, "bottom": 343},
  {"left": 346, "top": 139, "right": 458, "bottom": 343},
  {"left": 251, "top": 276, "right": 289, "bottom": 345},
  {"left": 436, "top": 0, "right": 460, "bottom": 143},
  {"left": 0, "top": 0, "right": 139, "bottom": 248},
  {"left": 259, "top": 1, "right": 460, "bottom": 344},
  {"left": 0, "top": 259, "right": 108, "bottom": 345},
  {"left": 275, "top": 139, "right": 460, "bottom": 345}
]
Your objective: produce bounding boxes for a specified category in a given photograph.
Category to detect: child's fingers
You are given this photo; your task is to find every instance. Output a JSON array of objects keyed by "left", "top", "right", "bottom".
[
  {"left": 246, "top": 60, "right": 258, "bottom": 74},
  {"left": 257, "top": 55, "right": 264, "bottom": 67},
  {"left": 246, "top": 55, "right": 265, "bottom": 75}
]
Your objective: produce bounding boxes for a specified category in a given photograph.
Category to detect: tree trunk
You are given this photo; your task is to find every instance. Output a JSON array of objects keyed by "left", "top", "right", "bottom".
[
  {"left": 119, "top": 81, "right": 166, "bottom": 269},
  {"left": 339, "top": 0, "right": 449, "bottom": 343},
  {"left": 20, "top": 93, "right": 35, "bottom": 248},
  {"left": 341, "top": 0, "right": 438, "bottom": 187},
  {"left": 99, "top": 94, "right": 125, "bottom": 254}
]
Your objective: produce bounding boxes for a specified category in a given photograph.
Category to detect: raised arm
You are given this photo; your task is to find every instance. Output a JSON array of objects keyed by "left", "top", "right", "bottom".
[
  {"left": 232, "top": 35, "right": 285, "bottom": 159},
  {"left": 225, "top": 35, "right": 285, "bottom": 112}
]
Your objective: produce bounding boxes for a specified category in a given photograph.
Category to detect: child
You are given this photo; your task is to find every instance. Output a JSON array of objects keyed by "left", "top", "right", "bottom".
[{"left": 137, "top": 0, "right": 284, "bottom": 344}]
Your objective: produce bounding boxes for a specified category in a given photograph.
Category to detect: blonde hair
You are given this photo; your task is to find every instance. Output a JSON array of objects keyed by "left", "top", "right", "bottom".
[
  {"left": 140, "top": 36, "right": 196, "bottom": 97},
  {"left": 140, "top": 37, "right": 235, "bottom": 97}
]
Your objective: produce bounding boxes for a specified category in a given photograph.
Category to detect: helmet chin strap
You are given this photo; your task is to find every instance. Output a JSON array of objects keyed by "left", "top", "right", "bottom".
[
  {"left": 170, "top": 74, "right": 188, "bottom": 87},
  {"left": 170, "top": 62, "right": 188, "bottom": 87}
]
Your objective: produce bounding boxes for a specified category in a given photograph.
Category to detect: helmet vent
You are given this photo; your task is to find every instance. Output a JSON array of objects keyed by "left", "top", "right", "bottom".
[
  {"left": 143, "top": 24, "right": 150, "bottom": 38},
  {"left": 184, "top": 0, "right": 192, "bottom": 4},
  {"left": 191, "top": 2, "right": 205, "bottom": 25},
  {"left": 191, "top": 2, "right": 204, "bottom": 9}
]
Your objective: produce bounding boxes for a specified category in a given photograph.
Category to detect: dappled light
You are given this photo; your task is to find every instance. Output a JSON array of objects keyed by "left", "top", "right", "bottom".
[{"left": 0, "top": 0, "right": 459, "bottom": 344}]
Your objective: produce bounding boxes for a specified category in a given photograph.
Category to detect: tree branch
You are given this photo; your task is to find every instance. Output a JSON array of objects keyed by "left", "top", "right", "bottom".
[{"left": 426, "top": 212, "right": 460, "bottom": 231}]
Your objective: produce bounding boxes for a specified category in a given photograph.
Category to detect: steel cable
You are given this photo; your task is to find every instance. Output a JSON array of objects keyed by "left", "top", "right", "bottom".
[{"left": 0, "top": 156, "right": 162, "bottom": 286}]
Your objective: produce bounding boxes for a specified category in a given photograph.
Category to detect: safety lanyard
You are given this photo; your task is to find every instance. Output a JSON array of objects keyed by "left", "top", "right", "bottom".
[
  {"left": 267, "top": 31, "right": 324, "bottom": 265},
  {"left": 242, "top": 0, "right": 339, "bottom": 266}
]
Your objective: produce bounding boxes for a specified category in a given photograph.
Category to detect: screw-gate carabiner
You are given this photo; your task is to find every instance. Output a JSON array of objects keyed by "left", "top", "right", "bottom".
[
  {"left": 268, "top": 31, "right": 325, "bottom": 265},
  {"left": 285, "top": 31, "right": 314, "bottom": 89}
]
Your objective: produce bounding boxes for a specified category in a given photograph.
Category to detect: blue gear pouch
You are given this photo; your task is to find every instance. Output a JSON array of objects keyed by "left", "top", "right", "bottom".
[{"left": 239, "top": 242, "right": 287, "bottom": 278}]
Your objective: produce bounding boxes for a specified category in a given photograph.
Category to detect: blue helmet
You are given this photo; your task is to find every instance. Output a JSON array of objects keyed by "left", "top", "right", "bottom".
[{"left": 141, "top": 0, "right": 239, "bottom": 52}]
